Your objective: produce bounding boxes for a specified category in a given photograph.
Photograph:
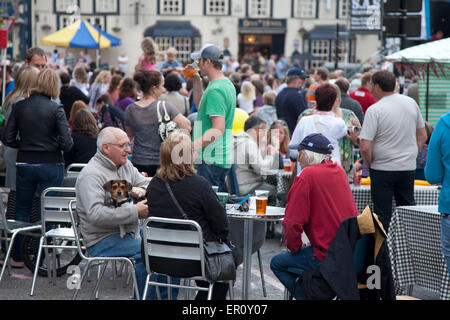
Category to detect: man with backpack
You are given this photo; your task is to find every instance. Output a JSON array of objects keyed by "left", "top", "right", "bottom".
[{"left": 96, "top": 94, "right": 125, "bottom": 130}]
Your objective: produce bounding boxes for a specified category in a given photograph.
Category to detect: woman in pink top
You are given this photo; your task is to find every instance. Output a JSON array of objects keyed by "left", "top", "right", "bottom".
[{"left": 135, "top": 37, "right": 158, "bottom": 71}]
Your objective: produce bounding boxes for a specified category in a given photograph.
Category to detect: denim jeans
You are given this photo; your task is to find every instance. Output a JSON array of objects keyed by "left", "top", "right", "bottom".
[
  {"left": 369, "top": 169, "right": 416, "bottom": 232},
  {"left": 87, "top": 232, "right": 180, "bottom": 300},
  {"left": 195, "top": 162, "right": 230, "bottom": 192},
  {"left": 12, "top": 162, "right": 65, "bottom": 262},
  {"left": 441, "top": 214, "right": 450, "bottom": 278},
  {"left": 270, "top": 246, "right": 319, "bottom": 300}
]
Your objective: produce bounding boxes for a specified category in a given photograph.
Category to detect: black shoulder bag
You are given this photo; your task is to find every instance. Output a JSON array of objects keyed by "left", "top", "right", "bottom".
[{"left": 165, "top": 181, "right": 236, "bottom": 282}]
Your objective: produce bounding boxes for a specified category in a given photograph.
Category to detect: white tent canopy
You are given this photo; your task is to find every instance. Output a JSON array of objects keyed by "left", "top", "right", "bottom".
[{"left": 385, "top": 37, "right": 450, "bottom": 64}]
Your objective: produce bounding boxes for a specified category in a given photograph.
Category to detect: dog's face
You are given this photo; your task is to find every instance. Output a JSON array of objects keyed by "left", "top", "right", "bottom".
[{"left": 103, "top": 180, "right": 133, "bottom": 202}]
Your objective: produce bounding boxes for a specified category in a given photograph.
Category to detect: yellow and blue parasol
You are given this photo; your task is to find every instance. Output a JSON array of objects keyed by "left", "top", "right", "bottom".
[{"left": 40, "top": 19, "right": 121, "bottom": 49}]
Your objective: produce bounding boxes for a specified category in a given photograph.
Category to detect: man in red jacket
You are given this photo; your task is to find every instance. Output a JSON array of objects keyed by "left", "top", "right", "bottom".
[
  {"left": 270, "top": 133, "right": 358, "bottom": 299},
  {"left": 349, "top": 72, "right": 377, "bottom": 114}
]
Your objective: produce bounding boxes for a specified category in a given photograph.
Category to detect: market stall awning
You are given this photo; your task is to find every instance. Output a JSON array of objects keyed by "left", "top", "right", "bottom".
[
  {"left": 385, "top": 37, "right": 450, "bottom": 64},
  {"left": 41, "top": 20, "right": 121, "bottom": 49},
  {"left": 304, "top": 25, "right": 354, "bottom": 40},
  {"left": 144, "top": 21, "right": 201, "bottom": 38}
]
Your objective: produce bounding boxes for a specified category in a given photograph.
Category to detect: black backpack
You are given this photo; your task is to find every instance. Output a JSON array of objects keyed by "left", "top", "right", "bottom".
[{"left": 101, "top": 104, "right": 124, "bottom": 130}]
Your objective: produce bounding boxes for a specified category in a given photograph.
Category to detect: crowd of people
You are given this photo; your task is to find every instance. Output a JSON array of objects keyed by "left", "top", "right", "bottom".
[{"left": 1, "top": 37, "right": 448, "bottom": 301}]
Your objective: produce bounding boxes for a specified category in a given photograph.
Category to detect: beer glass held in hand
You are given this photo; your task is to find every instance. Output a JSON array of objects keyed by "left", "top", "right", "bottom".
[{"left": 183, "top": 61, "right": 199, "bottom": 79}]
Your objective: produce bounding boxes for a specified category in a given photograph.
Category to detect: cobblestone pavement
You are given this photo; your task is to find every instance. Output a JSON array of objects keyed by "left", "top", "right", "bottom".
[{"left": 0, "top": 236, "right": 286, "bottom": 301}]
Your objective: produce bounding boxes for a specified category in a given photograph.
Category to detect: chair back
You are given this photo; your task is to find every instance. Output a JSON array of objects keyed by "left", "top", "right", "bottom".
[
  {"left": 66, "top": 163, "right": 87, "bottom": 178},
  {"left": 40, "top": 187, "right": 76, "bottom": 232},
  {"left": 68, "top": 200, "right": 89, "bottom": 259},
  {"left": 142, "top": 216, "right": 205, "bottom": 278}
]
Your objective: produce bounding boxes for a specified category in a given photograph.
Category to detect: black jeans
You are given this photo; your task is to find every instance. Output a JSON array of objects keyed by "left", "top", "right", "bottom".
[{"left": 370, "top": 169, "right": 416, "bottom": 232}]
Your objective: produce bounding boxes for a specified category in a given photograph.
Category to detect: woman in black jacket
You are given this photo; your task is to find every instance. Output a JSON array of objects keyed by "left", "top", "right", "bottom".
[
  {"left": 4, "top": 68, "right": 73, "bottom": 264},
  {"left": 144, "top": 130, "right": 232, "bottom": 300}
]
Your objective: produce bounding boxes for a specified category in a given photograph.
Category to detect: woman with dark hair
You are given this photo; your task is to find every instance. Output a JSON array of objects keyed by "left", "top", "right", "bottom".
[
  {"left": 125, "top": 70, "right": 191, "bottom": 176},
  {"left": 289, "top": 83, "right": 347, "bottom": 168},
  {"left": 68, "top": 100, "right": 88, "bottom": 131},
  {"left": 4, "top": 68, "right": 73, "bottom": 265},
  {"left": 64, "top": 109, "right": 99, "bottom": 167},
  {"left": 145, "top": 130, "right": 233, "bottom": 300},
  {"left": 116, "top": 77, "right": 137, "bottom": 111},
  {"left": 108, "top": 74, "right": 123, "bottom": 103},
  {"left": 159, "top": 72, "right": 190, "bottom": 116},
  {"left": 251, "top": 79, "right": 264, "bottom": 112}
]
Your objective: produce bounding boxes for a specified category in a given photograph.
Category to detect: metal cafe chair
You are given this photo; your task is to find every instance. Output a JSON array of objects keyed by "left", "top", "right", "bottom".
[
  {"left": 142, "top": 216, "right": 233, "bottom": 300},
  {"left": 0, "top": 190, "right": 41, "bottom": 284},
  {"left": 65, "top": 163, "right": 87, "bottom": 178},
  {"left": 30, "top": 187, "right": 77, "bottom": 296},
  {"left": 69, "top": 200, "right": 139, "bottom": 300}
]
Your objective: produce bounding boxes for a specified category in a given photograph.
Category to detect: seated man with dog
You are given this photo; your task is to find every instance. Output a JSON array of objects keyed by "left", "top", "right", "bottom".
[
  {"left": 75, "top": 127, "right": 150, "bottom": 299},
  {"left": 270, "top": 133, "right": 358, "bottom": 299}
]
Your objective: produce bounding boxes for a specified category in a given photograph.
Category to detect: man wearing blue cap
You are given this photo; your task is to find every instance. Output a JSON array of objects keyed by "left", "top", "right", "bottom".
[
  {"left": 275, "top": 67, "right": 308, "bottom": 136},
  {"left": 270, "top": 133, "right": 358, "bottom": 300},
  {"left": 190, "top": 44, "right": 236, "bottom": 191}
]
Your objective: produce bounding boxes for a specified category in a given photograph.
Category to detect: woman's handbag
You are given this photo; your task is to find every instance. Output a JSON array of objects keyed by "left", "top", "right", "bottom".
[
  {"left": 157, "top": 101, "right": 178, "bottom": 141},
  {"left": 165, "top": 182, "right": 236, "bottom": 282}
]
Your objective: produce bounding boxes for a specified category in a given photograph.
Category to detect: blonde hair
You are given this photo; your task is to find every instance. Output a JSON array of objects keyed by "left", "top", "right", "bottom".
[
  {"left": 4, "top": 66, "right": 39, "bottom": 111},
  {"left": 73, "top": 66, "right": 88, "bottom": 84},
  {"left": 157, "top": 130, "right": 197, "bottom": 182},
  {"left": 95, "top": 70, "right": 111, "bottom": 84},
  {"left": 32, "top": 69, "right": 60, "bottom": 99},
  {"left": 141, "top": 37, "right": 158, "bottom": 64},
  {"left": 166, "top": 47, "right": 177, "bottom": 57},
  {"left": 241, "top": 81, "right": 256, "bottom": 101},
  {"left": 268, "top": 121, "right": 291, "bottom": 154},
  {"left": 263, "top": 90, "right": 277, "bottom": 106}
]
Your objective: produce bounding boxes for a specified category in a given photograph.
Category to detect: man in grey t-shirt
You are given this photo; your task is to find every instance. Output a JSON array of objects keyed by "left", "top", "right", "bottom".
[{"left": 359, "top": 70, "right": 427, "bottom": 231}]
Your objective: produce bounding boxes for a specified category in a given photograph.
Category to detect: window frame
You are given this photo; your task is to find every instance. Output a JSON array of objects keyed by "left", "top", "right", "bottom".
[
  {"left": 158, "top": 0, "right": 184, "bottom": 16},
  {"left": 247, "top": 0, "right": 272, "bottom": 18},
  {"left": 292, "top": 0, "right": 318, "bottom": 19},
  {"left": 204, "top": 0, "right": 231, "bottom": 16}
]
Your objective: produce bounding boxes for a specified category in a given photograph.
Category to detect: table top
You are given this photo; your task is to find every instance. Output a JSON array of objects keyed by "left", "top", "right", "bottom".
[
  {"left": 226, "top": 204, "right": 285, "bottom": 220},
  {"left": 350, "top": 184, "right": 440, "bottom": 191},
  {"left": 395, "top": 205, "right": 439, "bottom": 215}
]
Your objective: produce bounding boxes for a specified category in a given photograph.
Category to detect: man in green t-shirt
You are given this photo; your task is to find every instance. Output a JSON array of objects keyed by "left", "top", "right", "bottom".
[{"left": 190, "top": 44, "right": 236, "bottom": 191}]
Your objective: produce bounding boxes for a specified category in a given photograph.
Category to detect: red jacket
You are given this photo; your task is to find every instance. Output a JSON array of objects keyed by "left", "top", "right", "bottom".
[
  {"left": 349, "top": 87, "right": 377, "bottom": 114},
  {"left": 282, "top": 161, "right": 358, "bottom": 261}
]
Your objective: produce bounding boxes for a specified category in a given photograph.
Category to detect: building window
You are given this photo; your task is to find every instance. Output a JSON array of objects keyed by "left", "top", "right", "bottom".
[
  {"left": 293, "top": 0, "right": 316, "bottom": 18},
  {"left": 248, "top": 0, "right": 271, "bottom": 18},
  {"left": 160, "top": 0, "right": 183, "bottom": 15},
  {"left": 55, "top": 0, "right": 78, "bottom": 13},
  {"left": 206, "top": 0, "right": 229, "bottom": 15},
  {"left": 339, "top": 0, "right": 350, "bottom": 18},
  {"left": 61, "top": 16, "right": 104, "bottom": 28},
  {"left": 155, "top": 37, "right": 172, "bottom": 55},
  {"left": 331, "top": 40, "right": 348, "bottom": 64},
  {"left": 174, "top": 37, "right": 192, "bottom": 64},
  {"left": 311, "top": 40, "right": 329, "bottom": 68},
  {"left": 95, "top": 0, "right": 118, "bottom": 14}
]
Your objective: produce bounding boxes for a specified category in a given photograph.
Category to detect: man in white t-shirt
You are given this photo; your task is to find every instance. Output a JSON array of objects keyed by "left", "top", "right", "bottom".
[
  {"left": 359, "top": 70, "right": 427, "bottom": 231},
  {"left": 117, "top": 52, "right": 129, "bottom": 74},
  {"left": 289, "top": 83, "right": 347, "bottom": 167}
]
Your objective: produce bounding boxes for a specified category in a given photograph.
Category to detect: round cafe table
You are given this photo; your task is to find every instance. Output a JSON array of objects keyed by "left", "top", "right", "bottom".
[{"left": 226, "top": 205, "right": 284, "bottom": 300}]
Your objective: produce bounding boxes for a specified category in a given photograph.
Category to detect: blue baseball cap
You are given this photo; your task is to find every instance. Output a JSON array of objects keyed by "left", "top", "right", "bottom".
[
  {"left": 290, "top": 133, "right": 334, "bottom": 154},
  {"left": 287, "top": 67, "right": 309, "bottom": 79}
]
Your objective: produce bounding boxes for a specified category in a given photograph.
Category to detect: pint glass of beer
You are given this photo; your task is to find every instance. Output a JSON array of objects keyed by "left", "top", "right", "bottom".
[
  {"left": 183, "top": 61, "right": 199, "bottom": 78},
  {"left": 255, "top": 190, "right": 269, "bottom": 215},
  {"left": 283, "top": 159, "right": 291, "bottom": 172}
]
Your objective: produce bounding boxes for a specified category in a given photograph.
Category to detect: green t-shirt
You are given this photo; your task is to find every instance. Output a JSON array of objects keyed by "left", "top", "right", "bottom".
[{"left": 193, "top": 77, "right": 236, "bottom": 169}]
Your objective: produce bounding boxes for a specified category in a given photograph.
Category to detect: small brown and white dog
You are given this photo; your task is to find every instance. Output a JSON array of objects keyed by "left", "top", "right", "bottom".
[{"left": 103, "top": 180, "right": 140, "bottom": 239}]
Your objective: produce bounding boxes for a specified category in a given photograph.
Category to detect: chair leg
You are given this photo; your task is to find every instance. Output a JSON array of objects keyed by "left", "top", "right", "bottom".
[
  {"left": 112, "top": 261, "right": 117, "bottom": 289},
  {"left": 142, "top": 274, "right": 150, "bottom": 300},
  {"left": 0, "top": 232, "right": 17, "bottom": 282},
  {"left": 207, "top": 282, "right": 214, "bottom": 300},
  {"left": 73, "top": 260, "right": 92, "bottom": 300},
  {"left": 257, "top": 249, "right": 267, "bottom": 297},
  {"left": 90, "top": 262, "right": 107, "bottom": 300},
  {"left": 30, "top": 237, "right": 44, "bottom": 296},
  {"left": 168, "top": 276, "right": 172, "bottom": 300}
]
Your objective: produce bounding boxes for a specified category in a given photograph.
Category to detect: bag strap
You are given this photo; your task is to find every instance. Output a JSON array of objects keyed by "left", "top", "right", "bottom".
[
  {"left": 165, "top": 181, "right": 189, "bottom": 220},
  {"left": 313, "top": 115, "right": 325, "bottom": 135},
  {"left": 157, "top": 101, "right": 163, "bottom": 123},
  {"left": 162, "top": 101, "right": 170, "bottom": 122}
]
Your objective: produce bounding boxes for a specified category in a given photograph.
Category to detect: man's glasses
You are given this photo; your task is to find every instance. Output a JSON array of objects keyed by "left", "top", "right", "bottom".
[{"left": 108, "top": 142, "right": 132, "bottom": 150}]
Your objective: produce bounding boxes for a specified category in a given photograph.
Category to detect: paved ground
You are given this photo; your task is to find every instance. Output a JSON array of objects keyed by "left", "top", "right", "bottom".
[{"left": 0, "top": 236, "right": 286, "bottom": 301}]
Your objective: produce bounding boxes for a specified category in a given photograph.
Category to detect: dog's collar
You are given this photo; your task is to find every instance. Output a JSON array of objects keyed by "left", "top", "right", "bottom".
[{"left": 114, "top": 197, "right": 131, "bottom": 207}]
